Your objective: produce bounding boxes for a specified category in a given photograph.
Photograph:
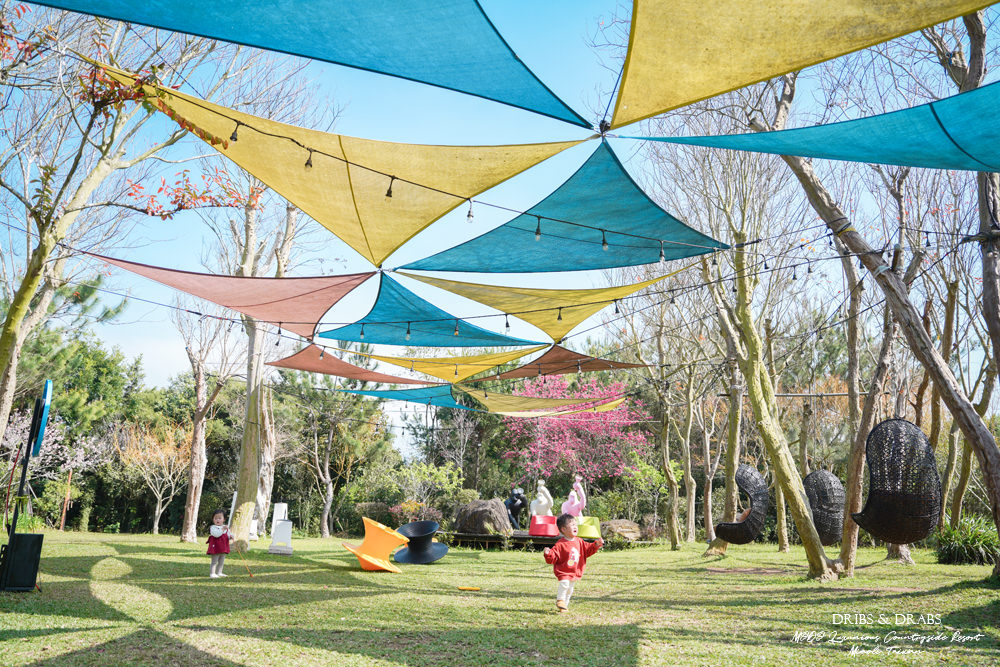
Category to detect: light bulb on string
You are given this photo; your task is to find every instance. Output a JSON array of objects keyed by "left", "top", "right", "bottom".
[
  {"left": 557, "top": 307, "right": 563, "bottom": 321},
  {"left": 305, "top": 150, "right": 313, "bottom": 169},
  {"left": 454, "top": 320, "right": 460, "bottom": 336},
  {"left": 504, "top": 314, "right": 510, "bottom": 334},
  {"left": 614, "top": 299, "right": 620, "bottom": 315},
  {"left": 319, "top": 348, "right": 325, "bottom": 359},
  {"left": 385, "top": 175, "right": 395, "bottom": 199},
  {"left": 359, "top": 323, "right": 365, "bottom": 339},
  {"left": 601, "top": 230, "right": 608, "bottom": 251},
  {"left": 535, "top": 216, "right": 542, "bottom": 241},
  {"left": 405, "top": 322, "right": 411, "bottom": 341},
  {"left": 659, "top": 240, "right": 665, "bottom": 264},
  {"left": 230, "top": 121, "right": 240, "bottom": 142},
  {"left": 466, "top": 199, "right": 474, "bottom": 223}
]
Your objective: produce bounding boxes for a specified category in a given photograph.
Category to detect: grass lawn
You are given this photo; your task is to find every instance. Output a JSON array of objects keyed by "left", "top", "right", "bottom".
[{"left": 0, "top": 531, "right": 998, "bottom": 666}]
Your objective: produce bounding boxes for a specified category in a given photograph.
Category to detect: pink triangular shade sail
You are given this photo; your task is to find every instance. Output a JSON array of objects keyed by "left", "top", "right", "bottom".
[
  {"left": 267, "top": 346, "right": 432, "bottom": 385},
  {"left": 472, "top": 345, "right": 648, "bottom": 381},
  {"left": 94, "top": 253, "right": 374, "bottom": 338}
]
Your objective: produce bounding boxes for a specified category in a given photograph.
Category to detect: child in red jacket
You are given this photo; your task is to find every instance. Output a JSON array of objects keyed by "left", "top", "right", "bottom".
[{"left": 543, "top": 513, "right": 604, "bottom": 612}]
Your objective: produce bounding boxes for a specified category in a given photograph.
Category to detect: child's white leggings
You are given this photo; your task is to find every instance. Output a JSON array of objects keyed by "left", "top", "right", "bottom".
[
  {"left": 210, "top": 554, "right": 226, "bottom": 575},
  {"left": 556, "top": 579, "right": 575, "bottom": 603}
]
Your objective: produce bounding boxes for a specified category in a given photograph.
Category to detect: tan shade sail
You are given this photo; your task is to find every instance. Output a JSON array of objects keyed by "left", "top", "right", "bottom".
[
  {"left": 98, "top": 63, "right": 583, "bottom": 266},
  {"left": 95, "top": 253, "right": 373, "bottom": 338},
  {"left": 354, "top": 345, "right": 547, "bottom": 383},
  {"left": 496, "top": 396, "right": 627, "bottom": 418},
  {"left": 454, "top": 385, "right": 609, "bottom": 413},
  {"left": 611, "top": 0, "right": 993, "bottom": 128},
  {"left": 471, "top": 345, "right": 647, "bottom": 381},
  {"left": 267, "top": 345, "right": 432, "bottom": 385},
  {"left": 400, "top": 272, "right": 666, "bottom": 341}
]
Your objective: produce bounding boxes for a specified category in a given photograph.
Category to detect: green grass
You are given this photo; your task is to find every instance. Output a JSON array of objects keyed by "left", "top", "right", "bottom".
[{"left": 1, "top": 531, "right": 998, "bottom": 666}]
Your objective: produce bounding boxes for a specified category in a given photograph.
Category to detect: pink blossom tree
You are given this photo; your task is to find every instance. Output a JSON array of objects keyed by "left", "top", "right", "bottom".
[{"left": 501, "top": 376, "right": 651, "bottom": 484}]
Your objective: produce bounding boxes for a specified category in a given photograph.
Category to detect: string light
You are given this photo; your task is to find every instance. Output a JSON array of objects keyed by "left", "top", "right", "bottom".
[
  {"left": 763, "top": 260, "right": 769, "bottom": 270},
  {"left": 925, "top": 233, "right": 931, "bottom": 248},
  {"left": 454, "top": 319, "right": 460, "bottom": 336},
  {"left": 454, "top": 365, "right": 459, "bottom": 378},
  {"left": 385, "top": 175, "right": 395, "bottom": 199},
  {"left": 601, "top": 230, "right": 609, "bottom": 251},
  {"left": 405, "top": 322, "right": 411, "bottom": 340},
  {"left": 230, "top": 121, "right": 240, "bottom": 142},
  {"left": 535, "top": 216, "right": 542, "bottom": 241},
  {"left": 504, "top": 314, "right": 510, "bottom": 333},
  {"left": 305, "top": 150, "right": 313, "bottom": 169},
  {"left": 711, "top": 256, "right": 718, "bottom": 266},
  {"left": 557, "top": 307, "right": 563, "bottom": 321},
  {"left": 319, "top": 348, "right": 325, "bottom": 359},
  {"left": 466, "top": 199, "right": 474, "bottom": 223},
  {"left": 359, "top": 323, "right": 365, "bottom": 339},
  {"left": 659, "top": 240, "right": 665, "bottom": 264},
  {"left": 614, "top": 299, "right": 620, "bottom": 315}
]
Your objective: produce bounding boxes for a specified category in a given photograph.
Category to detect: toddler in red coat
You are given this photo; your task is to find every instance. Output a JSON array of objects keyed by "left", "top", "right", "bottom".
[
  {"left": 543, "top": 513, "right": 603, "bottom": 612},
  {"left": 207, "top": 509, "right": 231, "bottom": 578}
]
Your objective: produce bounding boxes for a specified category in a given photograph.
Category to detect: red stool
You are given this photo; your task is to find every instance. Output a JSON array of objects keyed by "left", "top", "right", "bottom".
[{"left": 528, "top": 515, "right": 559, "bottom": 537}]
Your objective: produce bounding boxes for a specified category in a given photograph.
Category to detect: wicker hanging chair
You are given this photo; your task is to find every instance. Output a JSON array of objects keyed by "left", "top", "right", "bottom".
[
  {"left": 852, "top": 418, "right": 941, "bottom": 544},
  {"left": 714, "top": 464, "right": 769, "bottom": 545},
  {"left": 803, "top": 469, "right": 845, "bottom": 546}
]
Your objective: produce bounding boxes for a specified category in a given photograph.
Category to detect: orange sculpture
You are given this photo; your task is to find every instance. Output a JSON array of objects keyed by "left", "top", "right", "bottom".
[{"left": 342, "top": 517, "right": 409, "bottom": 573}]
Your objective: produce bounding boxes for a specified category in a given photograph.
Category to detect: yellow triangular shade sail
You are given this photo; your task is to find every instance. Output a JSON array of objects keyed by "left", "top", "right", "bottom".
[
  {"left": 400, "top": 272, "right": 666, "bottom": 341},
  {"left": 97, "top": 63, "right": 582, "bottom": 266},
  {"left": 352, "top": 345, "right": 547, "bottom": 383},
  {"left": 496, "top": 397, "right": 627, "bottom": 418},
  {"left": 454, "top": 385, "right": 610, "bottom": 413},
  {"left": 611, "top": 0, "right": 993, "bottom": 128}
]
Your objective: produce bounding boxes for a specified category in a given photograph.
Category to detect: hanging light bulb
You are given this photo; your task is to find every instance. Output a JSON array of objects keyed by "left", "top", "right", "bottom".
[
  {"left": 405, "top": 322, "right": 411, "bottom": 340},
  {"left": 792, "top": 269, "right": 797, "bottom": 280},
  {"left": 711, "top": 256, "right": 718, "bottom": 266},
  {"left": 614, "top": 299, "right": 620, "bottom": 315},
  {"left": 557, "top": 307, "right": 563, "bottom": 321},
  {"left": 732, "top": 282, "right": 737, "bottom": 294},
  {"left": 763, "top": 260, "right": 769, "bottom": 270},
  {"left": 230, "top": 121, "right": 240, "bottom": 142},
  {"left": 659, "top": 240, "right": 665, "bottom": 264},
  {"left": 454, "top": 319, "right": 460, "bottom": 336},
  {"left": 925, "top": 233, "right": 931, "bottom": 248},
  {"left": 807, "top": 263, "right": 813, "bottom": 274},
  {"left": 466, "top": 199, "right": 475, "bottom": 223},
  {"left": 319, "top": 348, "right": 325, "bottom": 359},
  {"left": 359, "top": 323, "right": 365, "bottom": 340},
  {"left": 671, "top": 295, "right": 676, "bottom": 305},
  {"left": 601, "top": 230, "right": 609, "bottom": 251},
  {"left": 535, "top": 216, "right": 542, "bottom": 241},
  {"left": 385, "top": 175, "right": 395, "bottom": 198},
  {"left": 577, "top": 360, "right": 582, "bottom": 373},
  {"left": 454, "top": 364, "right": 459, "bottom": 378},
  {"left": 828, "top": 235, "right": 834, "bottom": 247},
  {"left": 504, "top": 314, "right": 510, "bottom": 333},
  {"left": 305, "top": 150, "right": 313, "bottom": 169}
]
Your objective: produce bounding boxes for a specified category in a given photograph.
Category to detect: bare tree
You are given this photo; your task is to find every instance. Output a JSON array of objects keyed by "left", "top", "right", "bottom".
[{"left": 119, "top": 422, "right": 190, "bottom": 534}]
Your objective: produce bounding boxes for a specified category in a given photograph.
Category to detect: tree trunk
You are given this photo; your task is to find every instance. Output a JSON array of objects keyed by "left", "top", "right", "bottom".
[
  {"left": 703, "top": 419, "right": 716, "bottom": 542},
  {"left": 930, "top": 280, "right": 958, "bottom": 457},
  {"left": 839, "top": 311, "right": 896, "bottom": 577},
  {"left": 320, "top": 479, "right": 334, "bottom": 539},
  {"left": 232, "top": 317, "right": 263, "bottom": 552},
  {"left": 681, "top": 375, "right": 697, "bottom": 542},
  {"left": 153, "top": 497, "right": 164, "bottom": 535},
  {"left": 886, "top": 542, "right": 915, "bottom": 564},
  {"left": 775, "top": 483, "right": 789, "bottom": 553},
  {"left": 181, "top": 366, "right": 209, "bottom": 543},
  {"left": 659, "top": 421, "right": 681, "bottom": 550},
  {"left": 940, "top": 423, "right": 961, "bottom": 529},
  {"left": 255, "top": 383, "right": 276, "bottom": 539},
  {"left": 799, "top": 401, "right": 812, "bottom": 477},
  {"left": 951, "top": 365, "right": 997, "bottom": 528},
  {"left": 704, "top": 358, "right": 743, "bottom": 556}
]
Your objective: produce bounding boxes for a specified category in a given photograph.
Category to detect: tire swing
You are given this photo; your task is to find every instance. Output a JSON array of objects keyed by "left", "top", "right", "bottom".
[
  {"left": 852, "top": 419, "right": 941, "bottom": 544},
  {"left": 803, "top": 469, "right": 845, "bottom": 546},
  {"left": 714, "top": 464, "right": 769, "bottom": 545}
]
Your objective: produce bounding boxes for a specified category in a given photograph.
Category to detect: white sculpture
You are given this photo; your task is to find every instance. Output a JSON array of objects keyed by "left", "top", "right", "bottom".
[
  {"left": 268, "top": 519, "right": 294, "bottom": 555},
  {"left": 529, "top": 479, "right": 554, "bottom": 517},
  {"left": 561, "top": 476, "right": 586, "bottom": 517}
]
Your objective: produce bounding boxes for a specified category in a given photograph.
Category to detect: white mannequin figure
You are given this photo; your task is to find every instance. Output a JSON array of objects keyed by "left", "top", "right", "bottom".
[{"left": 529, "top": 479, "right": 554, "bottom": 517}]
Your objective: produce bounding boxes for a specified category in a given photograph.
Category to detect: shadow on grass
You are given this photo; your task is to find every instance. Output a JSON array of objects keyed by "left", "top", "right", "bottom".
[
  {"left": 23, "top": 627, "right": 244, "bottom": 667},
  {"left": 180, "top": 623, "right": 643, "bottom": 667}
]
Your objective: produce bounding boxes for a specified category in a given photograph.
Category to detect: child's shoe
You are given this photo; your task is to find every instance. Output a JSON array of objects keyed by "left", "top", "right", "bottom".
[
  {"left": 210, "top": 573, "right": 219, "bottom": 579},
  {"left": 556, "top": 600, "right": 568, "bottom": 612},
  {"left": 218, "top": 573, "right": 227, "bottom": 577}
]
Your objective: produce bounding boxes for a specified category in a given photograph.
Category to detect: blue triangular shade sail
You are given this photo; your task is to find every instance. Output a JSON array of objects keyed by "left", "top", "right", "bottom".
[
  {"left": 33, "top": 0, "right": 587, "bottom": 128},
  {"left": 340, "top": 385, "right": 474, "bottom": 411},
  {"left": 316, "top": 274, "right": 542, "bottom": 347},
  {"left": 404, "top": 141, "right": 727, "bottom": 272},
  {"left": 628, "top": 81, "right": 1000, "bottom": 171}
]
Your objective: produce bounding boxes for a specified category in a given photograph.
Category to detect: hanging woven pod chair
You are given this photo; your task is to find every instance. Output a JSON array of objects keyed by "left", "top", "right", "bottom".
[
  {"left": 803, "top": 469, "right": 845, "bottom": 546},
  {"left": 714, "top": 464, "right": 769, "bottom": 545},
  {"left": 852, "top": 419, "right": 941, "bottom": 544}
]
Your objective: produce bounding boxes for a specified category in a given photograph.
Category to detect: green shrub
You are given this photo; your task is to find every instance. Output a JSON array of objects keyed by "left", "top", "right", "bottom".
[
  {"left": 102, "top": 522, "right": 121, "bottom": 534},
  {"left": 936, "top": 516, "right": 1000, "bottom": 565},
  {"left": 354, "top": 502, "right": 392, "bottom": 528},
  {"left": 15, "top": 513, "right": 45, "bottom": 532}
]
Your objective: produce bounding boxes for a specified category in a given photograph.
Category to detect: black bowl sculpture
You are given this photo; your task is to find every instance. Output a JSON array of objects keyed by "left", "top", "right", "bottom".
[
  {"left": 714, "top": 464, "right": 769, "bottom": 545},
  {"left": 393, "top": 520, "right": 448, "bottom": 565},
  {"left": 803, "top": 469, "right": 845, "bottom": 546}
]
